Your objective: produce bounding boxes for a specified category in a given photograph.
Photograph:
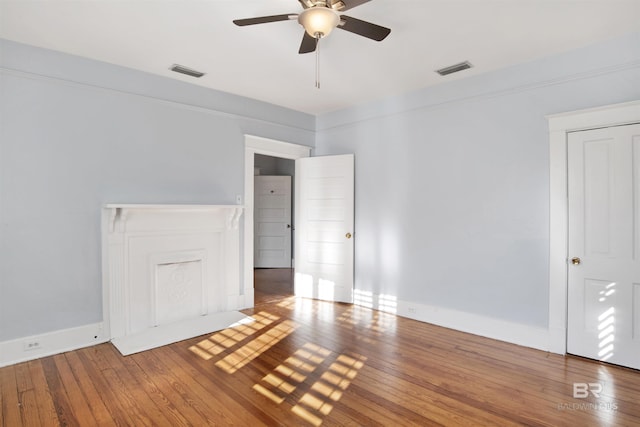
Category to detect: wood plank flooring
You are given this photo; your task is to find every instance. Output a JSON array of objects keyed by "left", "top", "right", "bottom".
[{"left": 2, "top": 268, "right": 639, "bottom": 426}]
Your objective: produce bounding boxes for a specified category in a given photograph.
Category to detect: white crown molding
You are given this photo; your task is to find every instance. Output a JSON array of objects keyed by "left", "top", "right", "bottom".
[
  {"left": 0, "top": 67, "right": 316, "bottom": 133},
  {"left": 317, "top": 59, "right": 640, "bottom": 131}
]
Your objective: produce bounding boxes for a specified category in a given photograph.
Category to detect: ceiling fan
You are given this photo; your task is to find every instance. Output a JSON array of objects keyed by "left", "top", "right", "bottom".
[{"left": 233, "top": 0, "right": 391, "bottom": 55}]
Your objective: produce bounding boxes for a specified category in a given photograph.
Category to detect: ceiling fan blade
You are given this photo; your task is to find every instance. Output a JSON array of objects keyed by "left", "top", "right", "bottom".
[
  {"left": 233, "top": 14, "right": 297, "bottom": 26},
  {"left": 337, "top": 15, "right": 391, "bottom": 41},
  {"left": 299, "top": 32, "right": 317, "bottom": 54},
  {"left": 335, "top": 0, "right": 372, "bottom": 11}
]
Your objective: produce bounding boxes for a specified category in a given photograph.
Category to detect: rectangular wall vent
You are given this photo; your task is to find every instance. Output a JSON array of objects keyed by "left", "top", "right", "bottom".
[
  {"left": 170, "top": 64, "right": 205, "bottom": 78},
  {"left": 436, "top": 61, "right": 473, "bottom": 76}
]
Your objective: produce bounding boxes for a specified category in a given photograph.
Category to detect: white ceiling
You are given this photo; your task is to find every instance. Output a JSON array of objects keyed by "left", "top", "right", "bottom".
[{"left": 2, "top": 0, "right": 640, "bottom": 115}]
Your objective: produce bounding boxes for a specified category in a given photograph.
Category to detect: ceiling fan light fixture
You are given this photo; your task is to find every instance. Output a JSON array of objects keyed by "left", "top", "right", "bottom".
[{"left": 298, "top": 6, "right": 340, "bottom": 38}]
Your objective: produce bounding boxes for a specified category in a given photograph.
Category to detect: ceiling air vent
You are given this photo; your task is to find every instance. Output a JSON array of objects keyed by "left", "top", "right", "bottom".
[
  {"left": 436, "top": 61, "right": 472, "bottom": 76},
  {"left": 170, "top": 64, "right": 205, "bottom": 78}
]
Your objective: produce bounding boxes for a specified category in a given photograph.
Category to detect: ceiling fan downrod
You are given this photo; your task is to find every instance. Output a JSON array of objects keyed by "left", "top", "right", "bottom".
[
  {"left": 297, "top": 1, "right": 337, "bottom": 89},
  {"left": 315, "top": 34, "right": 321, "bottom": 88}
]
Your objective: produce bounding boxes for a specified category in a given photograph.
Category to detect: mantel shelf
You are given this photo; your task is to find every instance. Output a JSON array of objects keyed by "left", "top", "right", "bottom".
[
  {"left": 105, "top": 204, "right": 244, "bottom": 233},
  {"left": 105, "top": 204, "right": 243, "bottom": 209}
]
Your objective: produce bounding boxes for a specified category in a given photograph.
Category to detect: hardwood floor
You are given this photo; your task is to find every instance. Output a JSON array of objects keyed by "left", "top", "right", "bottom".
[{"left": 2, "top": 268, "right": 639, "bottom": 426}]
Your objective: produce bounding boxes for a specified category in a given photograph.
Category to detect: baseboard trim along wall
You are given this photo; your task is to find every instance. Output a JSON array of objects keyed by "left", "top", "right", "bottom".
[
  {"left": 354, "top": 290, "right": 553, "bottom": 353},
  {"left": 1, "top": 293, "right": 555, "bottom": 367},
  {"left": 0, "top": 323, "right": 108, "bottom": 368},
  {"left": 399, "top": 302, "right": 551, "bottom": 353}
]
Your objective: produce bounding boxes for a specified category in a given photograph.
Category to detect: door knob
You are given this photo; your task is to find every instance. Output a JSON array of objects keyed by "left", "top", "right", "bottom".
[
  {"left": 345, "top": 232, "right": 352, "bottom": 239},
  {"left": 571, "top": 257, "right": 581, "bottom": 265}
]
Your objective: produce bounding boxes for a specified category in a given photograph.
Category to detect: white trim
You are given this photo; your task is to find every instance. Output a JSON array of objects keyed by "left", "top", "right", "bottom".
[
  {"left": 317, "top": 60, "right": 640, "bottom": 131},
  {"left": 0, "top": 68, "right": 314, "bottom": 133},
  {"left": 351, "top": 290, "right": 550, "bottom": 351},
  {"left": 546, "top": 100, "right": 640, "bottom": 354},
  {"left": 243, "top": 135, "right": 311, "bottom": 306},
  {"left": 0, "top": 323, "right": 108, "bottom": 368},
  {"left": 394, "top": 299, "right": 550, "bottom": 351}
]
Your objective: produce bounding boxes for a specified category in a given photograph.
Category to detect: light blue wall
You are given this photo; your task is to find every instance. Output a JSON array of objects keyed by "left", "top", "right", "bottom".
[
  {"left": 2, "top": 32, "right": 639, "bottom": 344},
  {"left": 315, "top": 32, "right": 640, "bottom": 328},
  {"left": 0, "top": 39, "right": 314, "bottom": 342}
]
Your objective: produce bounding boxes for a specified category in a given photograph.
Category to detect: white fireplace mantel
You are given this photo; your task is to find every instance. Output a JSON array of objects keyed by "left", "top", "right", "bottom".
[
  {"left": 102, "top": 204, "right": 248, "bottom": 355},
  {"left": 106, "top": 204, "right": 243, "bottom": 230}
]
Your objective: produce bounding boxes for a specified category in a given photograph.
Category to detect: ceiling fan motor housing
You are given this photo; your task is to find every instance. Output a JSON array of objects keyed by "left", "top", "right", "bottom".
[{"left": 298, "top": 5, "right": 340, "bottom": 38}]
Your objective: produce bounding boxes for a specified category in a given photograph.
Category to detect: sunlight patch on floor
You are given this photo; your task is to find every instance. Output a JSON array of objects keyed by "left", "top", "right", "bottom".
[
  {"left": 216, "top": 320, "right": 298, "bottom": 374},
  {"left": 189, "top": 311, "right": 279, "bottom": 360},
  {"left": 253, "top": 342, "right": 367, "bottom": 426},
  {"left": 337, "top": 304, "right": 397, "bottom": 339},
  {"left": 276, "top": 296, "right": 297, "bottom": 310}
]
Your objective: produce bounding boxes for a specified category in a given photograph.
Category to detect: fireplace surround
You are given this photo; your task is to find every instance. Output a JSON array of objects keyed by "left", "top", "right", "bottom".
[{"left": 102, "top": 204, "right": 248, "bottom": 355}]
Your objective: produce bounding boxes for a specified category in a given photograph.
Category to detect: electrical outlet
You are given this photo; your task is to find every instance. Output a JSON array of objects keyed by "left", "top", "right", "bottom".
[
  {"left": 236, "top": 195, "right": 242, "bottom": 204},
  {"left": 23, "top": 341, "right": 42, "bottom": 351},
  {"left": 407, "top": 307, "right": 417, "bottom": 314}
]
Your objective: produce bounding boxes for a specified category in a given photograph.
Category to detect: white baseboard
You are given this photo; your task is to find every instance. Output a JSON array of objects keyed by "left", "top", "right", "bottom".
[
  {"left": 0, "top": 294, "right": 558, "bottom": 367},
  {"left": 397, "top": 300, "right": 552, "bottom": 352},
  {"left": 0, "top": 322, "right": 109, "bottom": 368},
  {"left": 353, "top": 290, "right": 554, "bottom": 353},
  {"left": 547, "top": 326, "right": 567, "bottom": 354}
]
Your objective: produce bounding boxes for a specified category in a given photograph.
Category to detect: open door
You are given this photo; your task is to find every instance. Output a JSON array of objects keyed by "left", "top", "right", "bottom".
[{"left": 294, "top": 154, "right": 354, "bottom": 303}]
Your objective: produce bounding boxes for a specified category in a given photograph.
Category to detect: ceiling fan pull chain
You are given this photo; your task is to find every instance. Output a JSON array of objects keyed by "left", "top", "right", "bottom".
[{"left": 315, "top": 35, "right": 321, "bottom": 89}]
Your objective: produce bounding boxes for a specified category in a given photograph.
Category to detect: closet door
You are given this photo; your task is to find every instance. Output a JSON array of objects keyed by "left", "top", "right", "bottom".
[
  {"left": 567, "top": 123, "right": 640, "bottom": 369},
  {"left": 254, "top": 176, "right": 292, "bottom": 268}
]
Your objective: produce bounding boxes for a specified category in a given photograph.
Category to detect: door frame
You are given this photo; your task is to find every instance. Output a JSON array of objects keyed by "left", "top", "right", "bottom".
[
  {"left": 243, "top": 135, "right": 311, "bottom": 306},
  {"left": 547, "top": 100, "right": 640, "bottom": 354}
]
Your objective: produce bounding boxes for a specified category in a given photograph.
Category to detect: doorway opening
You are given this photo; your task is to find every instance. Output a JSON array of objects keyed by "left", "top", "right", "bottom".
[
  {"left": 242, "top": 135, "right": 311, "bottom": 308},
  {"left": 243, "top": 135, "right": 356, "bottom": 307},
  {"left": 253, "top": 154, "right": 296, "bottom": 302}
]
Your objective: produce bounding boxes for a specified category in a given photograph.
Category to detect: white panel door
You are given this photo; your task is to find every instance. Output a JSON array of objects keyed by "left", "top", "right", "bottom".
[
  {"left": 254, "top": 176, "right": 292, "bottom": 268},
  {"left": 295, "top": 154, "right": 354, "bottom": 303},
  {"left": 567, "top": 123, "right": 640, "bottom": 370}
]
